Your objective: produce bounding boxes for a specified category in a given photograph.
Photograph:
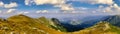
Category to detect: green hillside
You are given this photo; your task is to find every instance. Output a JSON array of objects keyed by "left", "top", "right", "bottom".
[
  {"left": 73, "top": 21, "right": 120, "bottom": 34},
  {"left": 0, "top": 14, "right": 67, "bottom": 34},
  {"left": 0, "top": 14, "right": 120, "bottom": 34}
]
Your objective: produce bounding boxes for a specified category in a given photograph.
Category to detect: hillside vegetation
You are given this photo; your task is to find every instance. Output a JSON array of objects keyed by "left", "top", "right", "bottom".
[
  {"left": 73, "top": 21, "right": 120, "bottom": 34},
  {"left": 0, "top": 14, "right": 120, "bottom": 34}
]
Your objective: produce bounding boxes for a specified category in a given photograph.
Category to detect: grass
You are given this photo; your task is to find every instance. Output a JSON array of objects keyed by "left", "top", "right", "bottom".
[{"left": 0, "top": 14, "right": 120, "bottom": 34}]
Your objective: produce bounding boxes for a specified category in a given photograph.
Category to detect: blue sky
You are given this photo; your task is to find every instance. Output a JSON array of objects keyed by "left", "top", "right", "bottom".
[{"left": 0, "top": 0, "right": 120, "bottom": 15}]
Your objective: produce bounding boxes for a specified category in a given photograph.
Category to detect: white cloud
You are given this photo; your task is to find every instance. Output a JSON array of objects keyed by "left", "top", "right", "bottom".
[
  {"left": 0, "top": 1, "right": 4, "bottom": 6},
  {"left": 36, "top": 10, "right": 48, "bottom": 13},
  {"left": 25, "top": 0, "right": 74, "bottom": 11},
  {"left": 103, "top": 7, "right": 112, "bottom": 13},
  {"left": 4, "top": 2, "right": 18, "bottom": 8},
  {"left": 99, "top": 5, "right": 104, "bottom": 8},
  {"left": 36, "top": 10, "right": 41, "bottom": 13},
  {"left": 113, "top": 4, "right": 120, "bottom": 9},
  {"left": 78, "top": 7, "right": 88, "bottom": 10},
  {"left": 0, "top": 10, "right": 2, "bottom": 13},
  {"left": 17, "top": 12, "right": 23, "bottom": 14},
  {"left": 6, "top": 9, "right": 16, "bottom": 14},
  {"left": 73, "top": 0, "right": 120, "bottom": 14},
  {"left": 55, "top": 4, "right": 74, "bottom": 11},
  {"left": 32, "top": 0, "right": 65, "bottom": 5},
  {"left": 0, "top": 1, "right": 18, "bottom": 8},
  {"left": 25, "top": 0, "right": 30, "bottom": 5},
  {"left": 24, "top": 12, "right": 29, "bottom": 14},
  {"left": 18, "top": 11, "right": 30, "bottom": 14},
  {"left": 92, "top": 11, "right": 97, "bottom": 13},
  {"left": 42, "top": 10, "right": 48, "bottom": 13},
  {"left": 17, "top": 11, "right": 29, "bottom": 14},
  {"left": 102, "top": 4, "right": 120, "bottom": 13},
  {"left": 68, "top": 0, "right": 114, "bottom": 5},
  {"left": 25, "top": 0, "right": 34, "bottom": 5},
  {"left": 71, "top": 11, "right": 77, "bottom": 13}
]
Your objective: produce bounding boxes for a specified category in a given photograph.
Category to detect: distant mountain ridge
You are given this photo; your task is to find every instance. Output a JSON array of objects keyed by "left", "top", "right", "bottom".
[
  {"left": 73, "top": 21, "right": 120, "bottom": 34},
  {"left": 0, "top": 14, "right": 120, "bottom": 34},
  {"left": 102, "top": 15, "right": 120, "bottom": 27}
]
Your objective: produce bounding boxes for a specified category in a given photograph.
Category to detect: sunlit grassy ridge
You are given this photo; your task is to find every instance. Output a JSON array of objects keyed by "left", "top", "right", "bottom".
[
  {"left": 73, "top": 21, "right": 120, "bottom": 34},
  {"left": 0, "top": 14, "right": 66, "bottom": 34},
  {"left": 0, "top": 14, "right": 120, "bottom": 34}
]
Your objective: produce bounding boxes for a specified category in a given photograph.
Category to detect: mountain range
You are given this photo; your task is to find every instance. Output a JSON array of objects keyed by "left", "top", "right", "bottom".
[{"left": 0, "top": 14, "right": 120, "bottom": 34}]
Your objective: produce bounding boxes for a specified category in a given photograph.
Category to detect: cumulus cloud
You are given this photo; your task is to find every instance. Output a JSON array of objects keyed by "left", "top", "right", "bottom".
[
  {"left": 0, "top": 10, "right": 2, "bottom": 13},
  {"left": 113, "top": 4, "right": 120, "bottom": 9},
  {"left": 17, "top": 12, "right": 23, "bottom": 14},
  {"left": 0, "top": 1, "right": 18, "bottom": 8},
  {"left": 90, "top": 3, "right": 120, "bottom": 14},
  {"left": 25, "top": 0, "right": 74, "bottom": 11},
  {"left": 36, "top": 10, "right": 48, "bottom": 13},
  {"left": 17, "top": 12, "right": 24, "bottom": 14},
  {"left": 6, "top": 9, "right": 16, "bottom": 14},
  {"left": 100, "top": 3, "right": 120, "bottom": 13},
  {"left": 0, "top": 1, "right": 4, "bottom": 6},
  {"left": 25, "top": 0, "right": 66, "bottom": 5},
  {"left": 67, "top": 0, "right": 114, "bottom": 5},
  {"left": 4, "top": 2, "right": 18, "bottom": 8},
  {"left": 25, "top": 0, "right": 30, "bottom": 5},
  {"left": 24, "top": 12, "right": 29, "bottom": 14},
  {"left": 71, "top": 0, "right": 120, "bottom": 14},
  {"left": 17, "top": 11, "right": 29, "bottom": 14},
  {"left": 55, "top": 4, "right": 74, "bottom": 11},
  {"left": 78, "top": 7, "right": 88, "bottom": 10},
  {"left": 36, "top": 10, "right": 41, "bottom": 13},
  {"left": 25, "top": 0, "right": 34, "bottom": 5}
]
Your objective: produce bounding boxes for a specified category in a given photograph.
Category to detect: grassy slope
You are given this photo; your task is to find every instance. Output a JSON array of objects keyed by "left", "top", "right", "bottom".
[
  {"left": 0, "top": 14, "right": 66, "bottom": 34},
  {"left": 72, "top": 21, "right": 120, "bottom": 34},
  {"left": 0, "top": 15, "right": 120, "bottom": 34}
]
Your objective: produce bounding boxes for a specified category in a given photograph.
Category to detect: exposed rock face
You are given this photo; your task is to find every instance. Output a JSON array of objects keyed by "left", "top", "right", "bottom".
[
  {"left": 51, "top": 18, "right": 67, "bottom": 32},
  {"left": 104, "top": 15, "right": 120, "bottom": 27},
  {"left": 51, "top": 18, "right": 61, "bottom": 25}
]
